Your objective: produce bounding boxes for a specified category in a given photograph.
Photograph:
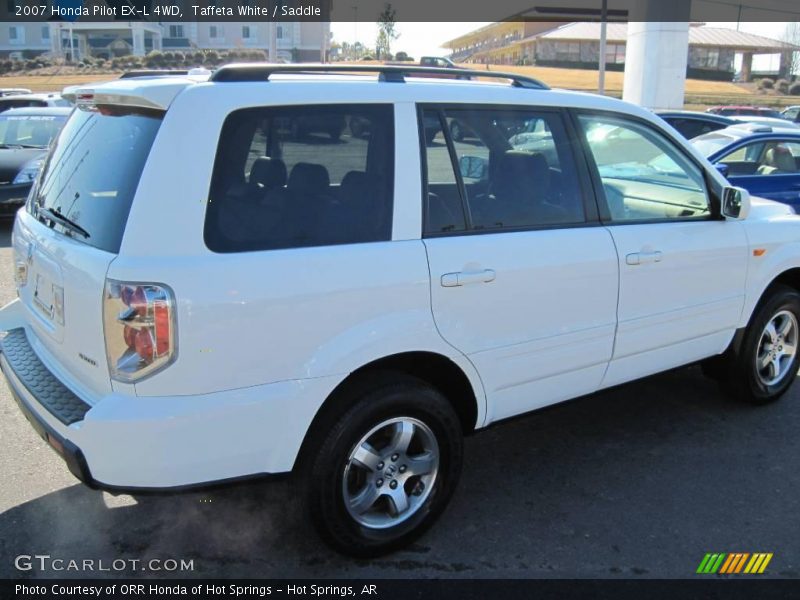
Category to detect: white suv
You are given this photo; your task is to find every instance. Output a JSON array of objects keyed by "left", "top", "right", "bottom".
[{"left": 3, "top": 65, "right": 800, "bottom": 556}]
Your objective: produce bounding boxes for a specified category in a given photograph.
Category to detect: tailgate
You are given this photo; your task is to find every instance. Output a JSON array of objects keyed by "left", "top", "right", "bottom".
[
  {"left": 13, "top": 211, "right": 115, "bottom": 400},
  {"left": 7, "top": 104, "right": 164, "bottom": 402}
]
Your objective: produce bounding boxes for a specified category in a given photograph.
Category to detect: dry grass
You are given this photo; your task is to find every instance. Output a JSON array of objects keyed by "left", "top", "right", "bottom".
[
  {"left": 0, "top": 72, "right": 121, "bottom": 92},
  {"left": 473, "top": 63, "right": 747, "bottom": 95},
  {"left": 1, "top": 64, "right": 796, "bottom": 110}
]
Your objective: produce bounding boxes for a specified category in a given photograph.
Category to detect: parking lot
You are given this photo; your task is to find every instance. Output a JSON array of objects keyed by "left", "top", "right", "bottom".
[{"left": 0, "top": 218, "right": 798, "bottom": 579}]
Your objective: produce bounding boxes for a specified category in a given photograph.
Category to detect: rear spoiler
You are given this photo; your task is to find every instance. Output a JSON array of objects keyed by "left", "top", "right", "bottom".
[{"left": 62, "top": 76, "right": 204, "bottom": 112}]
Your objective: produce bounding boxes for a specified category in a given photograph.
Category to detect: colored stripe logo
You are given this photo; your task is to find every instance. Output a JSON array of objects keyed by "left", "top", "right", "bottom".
[{"left": 696, "top": 553, "right": 773, "bottom": 574}]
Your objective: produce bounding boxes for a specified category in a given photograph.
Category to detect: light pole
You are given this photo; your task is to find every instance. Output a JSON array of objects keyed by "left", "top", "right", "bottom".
[
  {"left": 352, "top": 3, "right": 358, "bottom": 53},
  {"left": 598, "top": 0, "right": 607, "bottom": 94}
]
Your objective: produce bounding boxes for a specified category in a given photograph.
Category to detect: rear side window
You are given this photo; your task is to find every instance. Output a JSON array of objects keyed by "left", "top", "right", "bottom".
[
  {"left": 422, "top": 106, "right": 586, "bottom": 234},
  {"left": 28, "top": 108, "right": 162, "bottom": 253},
  {"left": 205, "top": 104, "right": 394, "bottom": 253}
]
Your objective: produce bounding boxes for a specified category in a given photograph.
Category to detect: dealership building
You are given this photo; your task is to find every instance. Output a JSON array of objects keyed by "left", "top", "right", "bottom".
[
  {"left": 444, "top": 21, "right": 799, "bottom": 81},
  {"left": 0, "top": 19, "right": 330, "bottom": 62}
]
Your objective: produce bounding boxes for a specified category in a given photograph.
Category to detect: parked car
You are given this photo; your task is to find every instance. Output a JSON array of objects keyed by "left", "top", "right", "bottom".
[
  {"left": 781, "top": 106, "right": 800, "bottom": 124},
  {"left": 0, "top": 93, "right": 71, "bottom": 113},
  {"left": 657, "top": 111, "right": 736, "bottom": 139},
  {"left": 420, "top": 56, "right": 457, "bottom": 68},
  {"left": 729, "top": 115, "right": 800, "bottom": 130},
  {"left": 5, "top": 66, "right": 800, "bottom": 559},
  {"left": 288, "top": 113, "right": 346, "bottom": 141},
  {"left": 692, "top": 123, "right": 800, "bottom": 208},
  {"left": 707, "top": 105, "right": 785, "bottom": 119},
  {"left": 0, "top": 88, "right": 32, "bottom": 97},
  {"left": 0, "top": 107, "right": 71, "bottom": 216}
]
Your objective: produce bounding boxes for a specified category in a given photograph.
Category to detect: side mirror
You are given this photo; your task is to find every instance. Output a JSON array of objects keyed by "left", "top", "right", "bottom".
[
  {"left": 721, "top": 186, "right": 750, "bottom": 220},
  {"left": 715, "top": 163, "right": 730, "bottom": 178},
  {"left": 459, "top": 155, "right": 488, "bottom": 180}
]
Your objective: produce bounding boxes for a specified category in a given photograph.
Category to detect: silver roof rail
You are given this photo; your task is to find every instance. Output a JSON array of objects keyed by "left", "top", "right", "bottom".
[{"left": 209, "top": 63, "right": 550, "bottom": 90}]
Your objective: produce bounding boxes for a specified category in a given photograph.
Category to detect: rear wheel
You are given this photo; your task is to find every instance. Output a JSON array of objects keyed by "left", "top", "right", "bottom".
[
  {"left": 716, "top": 285, "right": 800, "bottom": 404},
  {"left": 299, "top": 374, "right": 463, "bottom": 556}
]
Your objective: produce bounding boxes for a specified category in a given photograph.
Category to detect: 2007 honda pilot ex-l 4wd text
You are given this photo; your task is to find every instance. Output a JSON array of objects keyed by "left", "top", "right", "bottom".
[{"left": 3, "top": 64, "right": 800, "bottom": 556}]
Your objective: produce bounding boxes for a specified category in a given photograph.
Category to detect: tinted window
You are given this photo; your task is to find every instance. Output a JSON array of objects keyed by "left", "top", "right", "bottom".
[
  {"left": 424, "top": 115, "right": 466, "bottom": 234},
  {"left": 205, "top": 104, "right": 394, "bottom": 253},
  {"left": 579, "top": 115, "right": 709, "bottom": 221},
  {"left": 422, "top": 107, "right": 585, "bottom": 234},
  {"left": 666, "top": 117, "right": 726, "bottom": 140},
  {"left": 28, "top": 108, "right": 162, "bottom": 253},
  {"left": 0, "top": 99, "right": 46, "bottom": 112}
]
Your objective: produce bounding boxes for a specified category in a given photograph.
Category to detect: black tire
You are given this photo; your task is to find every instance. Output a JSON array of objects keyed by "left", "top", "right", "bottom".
[
  {"left": 719, "top": 285, "right": 800, "bottom": 404},
  {"left": 450, "top": 120, "right": 464, "bottom": 142},
  {"left": 298, "top": 373, "right": 463, "bottom": 557}
]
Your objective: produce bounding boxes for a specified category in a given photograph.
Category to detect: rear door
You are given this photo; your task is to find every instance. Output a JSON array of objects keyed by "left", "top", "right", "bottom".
[
  {"left": 421, "top": 105, "right": 619, "bottom": 423},
  {"left": 13, "top": 106, "right": 162, "bottom": 400}
]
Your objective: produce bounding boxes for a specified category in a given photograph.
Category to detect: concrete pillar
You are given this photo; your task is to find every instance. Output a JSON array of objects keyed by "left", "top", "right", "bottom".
[
  {"left": 50, "top": 24, "right": 60, "bottom": 57},
  {"left": 741, "top": 52, "right": 753, "bottom": 82},
  {"left": 269, "top": 19, "right": 277, "bottom": 62},
  {"left": 623, "top": 22, "right": 690, "bottom": 110},
  {"left": 132, "top": 25, "right": 145, "bottom": 57}
]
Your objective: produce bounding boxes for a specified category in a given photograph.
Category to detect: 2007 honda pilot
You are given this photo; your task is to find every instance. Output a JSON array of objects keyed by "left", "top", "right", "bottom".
[{"left": 3, "top": 64, "right": 800, "bottom": 556}]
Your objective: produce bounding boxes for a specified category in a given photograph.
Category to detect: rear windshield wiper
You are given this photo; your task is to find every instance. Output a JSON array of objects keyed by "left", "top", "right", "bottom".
[{"left": 39, "top": 207, "right": 91, "bottom": 239}]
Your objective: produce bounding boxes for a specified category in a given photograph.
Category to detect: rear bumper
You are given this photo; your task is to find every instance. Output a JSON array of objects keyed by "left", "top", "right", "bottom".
[
  {"left": 0, "top": 326, "right": 339, "bottom": 491},
  {"left": 3, "top": 358, "right": 95, "bottom": 486}
]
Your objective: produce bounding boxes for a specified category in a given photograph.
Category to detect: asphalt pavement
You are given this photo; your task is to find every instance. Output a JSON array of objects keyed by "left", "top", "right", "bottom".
[{"left": 0, "top": 218, "right": 798, "bottom": 579}]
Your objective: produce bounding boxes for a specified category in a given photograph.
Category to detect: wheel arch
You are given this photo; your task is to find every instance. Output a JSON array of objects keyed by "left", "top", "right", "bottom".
[
  {"left": 293, "top": 350, "right": 484, "bottom": 472},
  {"left": 746, "top": 267, "right": 800, "bottom": 326}
]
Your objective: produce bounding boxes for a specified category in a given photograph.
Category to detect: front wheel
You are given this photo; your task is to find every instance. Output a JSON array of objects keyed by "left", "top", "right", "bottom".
[
  {"left": 300, "top": 374, "right": 463, "bottom": 556},
  {"left": 719, "top": 285, "right": 800, "bottom": 404}
]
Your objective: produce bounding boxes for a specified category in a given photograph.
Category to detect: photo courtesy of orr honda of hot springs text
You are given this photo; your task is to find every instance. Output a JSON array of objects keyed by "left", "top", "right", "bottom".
[{"left": 3, "top": 64, "right": 800, "bottom": 556}]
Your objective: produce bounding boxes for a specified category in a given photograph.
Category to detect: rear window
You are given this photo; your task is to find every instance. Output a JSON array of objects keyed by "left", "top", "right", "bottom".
[
  {"left": 28, "top": 108, "right": 162, "bottom": 253},
  {"left": 691, "top": 133, "right": 735, "bottom": 158},
  {"left": 0, "top": 113, "right": 67, "bottom": 148},
  {"left": 204, "top": 104, "right": 394, "bottom": 253}
]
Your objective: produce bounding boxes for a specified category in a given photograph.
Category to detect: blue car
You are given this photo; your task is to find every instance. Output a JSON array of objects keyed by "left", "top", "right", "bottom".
[{"left": 692, "top": 123, "right": 800, "bottom": 209}]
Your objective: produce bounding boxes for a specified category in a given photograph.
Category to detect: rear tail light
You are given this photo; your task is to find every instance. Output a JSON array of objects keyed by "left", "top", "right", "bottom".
[{"left": 103, "top": 280, "right": 176, "bottom": 382}]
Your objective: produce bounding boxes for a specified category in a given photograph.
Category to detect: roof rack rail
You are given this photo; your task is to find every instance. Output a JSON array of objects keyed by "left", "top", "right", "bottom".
[
  {"left": 119, "top": 69, "right": 190, "bottom": 79},
  {"left": 209, "top": 63, "right": 550, "bottom": 90}
]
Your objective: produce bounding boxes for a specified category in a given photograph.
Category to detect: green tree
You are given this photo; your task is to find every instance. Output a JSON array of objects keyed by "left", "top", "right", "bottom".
[{"left": 375, "top": 3, "right": 398, "bottom": 61}]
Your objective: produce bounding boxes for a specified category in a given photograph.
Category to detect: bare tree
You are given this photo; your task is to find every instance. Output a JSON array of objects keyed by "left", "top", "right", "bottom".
[
  {"left": 376, "top": 3, "right": 399, "bottom": 61},
  {"left": 782, "top": 22, "right": 800, "bottom": 79}
]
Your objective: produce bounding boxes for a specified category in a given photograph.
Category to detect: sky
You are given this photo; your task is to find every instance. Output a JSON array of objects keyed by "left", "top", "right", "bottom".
[{"left": 330, "top": 21, "right": 795, "bottom": 68}]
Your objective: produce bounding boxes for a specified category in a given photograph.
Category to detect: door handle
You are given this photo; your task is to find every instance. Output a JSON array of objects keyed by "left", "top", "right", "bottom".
[
  {"left": 626, "top": 251, "right": 662, "bottom": 266},
  {"left": 441, "top": 269, "right": 496, "bottom": 287}
]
